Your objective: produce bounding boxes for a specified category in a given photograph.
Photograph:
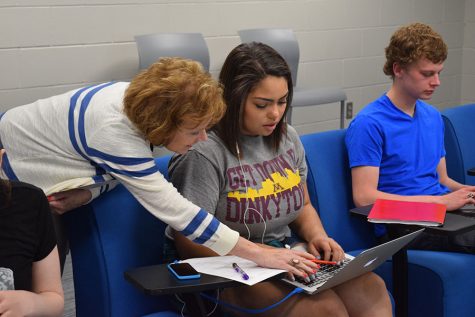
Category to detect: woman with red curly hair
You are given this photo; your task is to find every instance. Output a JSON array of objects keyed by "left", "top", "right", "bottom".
[{"left": 0, "top": 58, "right": 315, "bottom": 276}]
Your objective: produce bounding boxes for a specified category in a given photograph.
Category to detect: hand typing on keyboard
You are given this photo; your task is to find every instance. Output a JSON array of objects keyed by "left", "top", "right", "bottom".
[
  {"left": 285, "top": 239, "right": 347, "bottom": 283},
  {"left": 296, "top": 257, "right": 351, "bottom": 286},
  {"left": 290, "top": 237, "right": 346, "bottom": 264}
]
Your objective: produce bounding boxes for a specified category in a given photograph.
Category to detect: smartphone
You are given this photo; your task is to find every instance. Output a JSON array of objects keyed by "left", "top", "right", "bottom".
[{"left": 167, "top": 262, "right": 201, "bottom": 280}]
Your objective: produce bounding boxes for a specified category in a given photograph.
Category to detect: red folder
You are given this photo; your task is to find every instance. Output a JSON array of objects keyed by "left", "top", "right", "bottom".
[{"left": 368, "top": 199, "right": 446, "bottom": 226}]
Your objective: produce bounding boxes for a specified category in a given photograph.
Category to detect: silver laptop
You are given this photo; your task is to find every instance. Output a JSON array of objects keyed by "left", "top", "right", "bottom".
[{"left": 281, "top": 229, "right": 423, "bottom": 294}]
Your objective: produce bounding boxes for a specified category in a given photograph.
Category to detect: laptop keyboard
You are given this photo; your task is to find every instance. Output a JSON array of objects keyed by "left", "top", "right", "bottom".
[{"left": 298, "top": 257, "right": 352, "bottom": 287}]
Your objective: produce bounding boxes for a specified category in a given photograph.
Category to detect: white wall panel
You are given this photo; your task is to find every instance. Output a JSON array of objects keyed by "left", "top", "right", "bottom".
[
  {"left": 0, "top": 50, "right": 20, "bottom": 90},
  {"left": 381, "top": 0, "right": 415, "bottom": 26},
  {"left": 0, "top": 0, "right": 473, "bottom": 133}
]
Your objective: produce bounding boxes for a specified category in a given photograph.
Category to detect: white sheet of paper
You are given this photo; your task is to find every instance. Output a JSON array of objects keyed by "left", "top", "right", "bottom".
[{"left": 182, "top": 255, "right": 286, "bottom": 286}]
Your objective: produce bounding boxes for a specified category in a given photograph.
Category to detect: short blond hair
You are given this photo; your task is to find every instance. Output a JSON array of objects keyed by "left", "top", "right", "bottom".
[
  {"left": 384, "top": 22, "right": 447, "bottom": 78},
  {"left": 124, "top": 58, "right": 226, "bottom": 146}
]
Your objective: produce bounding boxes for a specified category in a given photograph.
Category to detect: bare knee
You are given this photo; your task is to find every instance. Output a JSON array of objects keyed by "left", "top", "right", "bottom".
[
  {"left": 314, "top": 302, "right": 348, "bottom": 317},
  {"left": 337, "top": 272, "right": 392, "bottom": 317},
  {"left": 361, "top": 272, "right": 389, "bottom": 295},
  {"left": 306, "top": 290, "right": 349, "bottom": 317}
]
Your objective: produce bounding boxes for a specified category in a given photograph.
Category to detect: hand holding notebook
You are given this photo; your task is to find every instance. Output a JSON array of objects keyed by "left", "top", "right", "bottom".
[{"left": 367, "top": 199, "right": 446, "bottom": 226}]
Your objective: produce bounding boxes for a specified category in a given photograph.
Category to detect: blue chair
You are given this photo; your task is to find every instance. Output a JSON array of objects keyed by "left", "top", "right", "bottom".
[
  {"left": 301, "top": 129, "right": 375, "bottom": 250},
  {"left": 238, "top": 28, "right": 347, "bottom": 128},
  {"left": 300, "top": 129, "right": 475, "bottom": 317},
  {"left": 63, "top": 156, "right": 180, "bottom": 317},
  {"left": 442, "top": 104, "right": 475, "bottom": 185}
]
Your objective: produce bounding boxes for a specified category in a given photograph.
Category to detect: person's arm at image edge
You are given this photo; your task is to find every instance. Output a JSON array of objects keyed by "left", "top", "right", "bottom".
[
  {"left": 0, "top": 247, "right": 64, "bottom": 317},
  {"left": 351, "top": 165, "right": 475, "bottom": 211},
  {"left": 31, "top": 246, "right": 64, "bottom": 316}
]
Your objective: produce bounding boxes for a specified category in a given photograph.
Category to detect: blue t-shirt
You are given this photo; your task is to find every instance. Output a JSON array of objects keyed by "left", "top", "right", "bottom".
[{"left": 346, "top": 94, "right": 449, "bottom": 196}]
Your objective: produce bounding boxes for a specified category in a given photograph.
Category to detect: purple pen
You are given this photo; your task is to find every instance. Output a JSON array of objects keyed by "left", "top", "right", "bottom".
[{"left": 232, "top": 262, "right": 250, "bottom": 280}]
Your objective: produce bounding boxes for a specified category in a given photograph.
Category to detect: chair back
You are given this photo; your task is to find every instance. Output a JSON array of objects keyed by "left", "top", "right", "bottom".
[
  {"left": 135, "top": 33, "right": 210, "bottom": 71},
  {"left": 300, "top": 129, "right": 376, "bottom": 250},
  {"left": 238, "top": 28, "right": 347, "bottom": 128},
  {"left": 238, "top": 28, "right": 299, "bottom": 85},
  {"left": 64, "top": 156, "right": 178, "bottom": 317},
  {"left": 442, "top": 104, "right": 475, "bottom": 185}
]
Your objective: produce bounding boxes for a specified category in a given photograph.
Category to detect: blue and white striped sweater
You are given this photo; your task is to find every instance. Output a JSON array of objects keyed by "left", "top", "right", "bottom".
[{"left": 0, "top": 82, "right": 238, "bottom": 255}]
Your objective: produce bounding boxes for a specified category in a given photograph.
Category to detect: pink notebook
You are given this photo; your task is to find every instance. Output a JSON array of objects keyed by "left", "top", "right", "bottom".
[{"left": 368, "top": 199, "right": 446, "bottom": 226}]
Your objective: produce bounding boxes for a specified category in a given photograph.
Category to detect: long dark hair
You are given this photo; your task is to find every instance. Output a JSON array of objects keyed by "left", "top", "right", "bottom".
[{"left": 214, "top": 42, "right": 293, "bottom": 157}]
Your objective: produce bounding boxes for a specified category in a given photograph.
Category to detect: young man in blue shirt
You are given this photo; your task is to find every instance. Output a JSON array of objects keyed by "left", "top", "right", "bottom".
[{"left": 346, "top": 22, "right": 475, "bottom": 252}]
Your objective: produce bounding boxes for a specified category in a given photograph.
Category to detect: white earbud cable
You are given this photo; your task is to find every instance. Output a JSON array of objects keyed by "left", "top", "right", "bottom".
[{"left": 236, "top": 143, "right": 267, "bottom": 244}]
